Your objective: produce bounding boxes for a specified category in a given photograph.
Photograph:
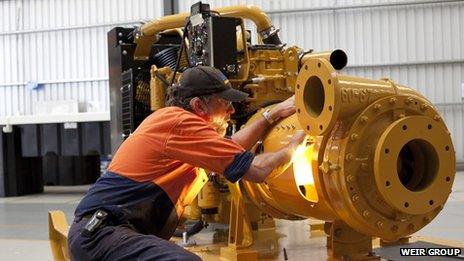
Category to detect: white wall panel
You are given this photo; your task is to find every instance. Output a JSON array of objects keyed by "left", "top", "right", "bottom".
[
  {"left": 178, "top": 0, "right": 464, "bottom": 162},
  {"left": 0, "top": 0, "right": 163, "bottom": 117}
]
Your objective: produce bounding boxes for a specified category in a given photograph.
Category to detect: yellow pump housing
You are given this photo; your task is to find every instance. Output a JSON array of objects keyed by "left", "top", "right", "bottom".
[{"left": 243, "top": 57, "right": 455, "bottom": 243}]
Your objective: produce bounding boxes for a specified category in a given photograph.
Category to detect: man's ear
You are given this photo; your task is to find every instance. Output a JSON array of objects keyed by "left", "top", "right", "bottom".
[{"left": 190, "top": 97, "right": 209, "bottom": 117}]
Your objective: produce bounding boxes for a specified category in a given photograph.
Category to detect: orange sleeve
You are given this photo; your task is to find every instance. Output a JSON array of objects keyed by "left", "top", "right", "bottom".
[{"left": 164, "top": 114, "right": 245, "bottom": 174}]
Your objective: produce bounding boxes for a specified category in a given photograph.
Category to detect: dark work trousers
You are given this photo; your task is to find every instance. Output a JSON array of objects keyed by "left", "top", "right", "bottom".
[{"left": 68, "top": 217, "right": 201, "bottom": 261}]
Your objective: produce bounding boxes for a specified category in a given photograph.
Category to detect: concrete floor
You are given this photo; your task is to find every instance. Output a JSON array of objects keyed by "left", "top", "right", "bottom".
[{"left": 0, "top": 172, "right": 463, "bottom": 260}]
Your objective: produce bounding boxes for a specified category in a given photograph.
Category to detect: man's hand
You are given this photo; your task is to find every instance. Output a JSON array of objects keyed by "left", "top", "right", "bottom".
[
  {"left": 288, "top": 130, "right": 307, "bottom": 148},
  {"left": 269, "top": 95, "right": 296, "bottom": 121},
  {"left": 242, "top": 130, "right": 309, "bottom": 183}
]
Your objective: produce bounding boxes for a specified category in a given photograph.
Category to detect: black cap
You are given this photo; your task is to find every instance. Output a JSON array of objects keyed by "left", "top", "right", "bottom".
[{"left": 178, "top": 66, "right": 249, "bottom": 102}]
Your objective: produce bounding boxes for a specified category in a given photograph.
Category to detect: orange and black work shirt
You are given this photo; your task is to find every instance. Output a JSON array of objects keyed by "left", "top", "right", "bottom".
[{"left": 74, "top": 107, "right": 254, "bottom": 239}]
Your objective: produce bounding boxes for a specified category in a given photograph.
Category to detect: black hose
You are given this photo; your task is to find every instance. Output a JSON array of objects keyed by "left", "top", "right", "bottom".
[
  {"left": 170, "top": 20, "right": 190, "bottom": 86},
  {"left": 172, "top": 220, "right": 206, "bottom": 238}
]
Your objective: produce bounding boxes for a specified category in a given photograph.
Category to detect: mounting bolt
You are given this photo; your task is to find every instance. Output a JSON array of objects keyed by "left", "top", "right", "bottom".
[
  {"left": 346, "top": 175, "right": 354, "bottom": 182},
  {"left": 434, "top": 115, "right": 440, "bottom": 121},
  {"left": 389, "top": 98, "right": 397, "bottom": 104},
  {"left": 350, "top": 133, "right": 358, "bottom": 141},
  {"left": 374, "top": 104, "right": 382, "bottom": 111},
  {"left": 398, "top": 114, "right": 405, "bottom": 119},
  {"left": 360, "top": 116, "right": 368, "bottom": 123},
  {"left": 345, "top": 154, "right": 354, "bottom": 161},
  {"left": 420, "top": 104, "right": 428, "bottom": 111},
  {"left": 408, "top": 224, "right": 416, "bottom": 230},
  {"left": 118, "top": 32, "right": 123, "bottom": 37},
  {"left": 405, "top": 98, "right": 413, "bottom": 105},
  {"left": 122, "top": 50, "right": 128, "bottom": 55},
  {"left": 377, "top": 221, "right": 384, "bottom": 228},
  {"left": 352, "top": 194, "right": 359, "bottom": 202},
  {"left": 360, "top": 163, "right": 368, "bottom": 170},
  {"left": 362, "top": 210, "right": 370, "bottom": 218}
]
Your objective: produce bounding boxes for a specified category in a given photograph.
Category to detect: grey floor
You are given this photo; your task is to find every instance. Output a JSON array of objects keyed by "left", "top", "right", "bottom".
[{"left": 0, "top": 172, "right": 463, "bottom": 260}]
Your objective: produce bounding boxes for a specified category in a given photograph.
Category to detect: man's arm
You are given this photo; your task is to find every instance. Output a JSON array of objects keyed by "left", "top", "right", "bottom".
[
  {"left": 242, "top": 130, "right": 306, "bottom": 183},
  {"left": 231, "top": 96, "right": 296, "bottom": 150}
]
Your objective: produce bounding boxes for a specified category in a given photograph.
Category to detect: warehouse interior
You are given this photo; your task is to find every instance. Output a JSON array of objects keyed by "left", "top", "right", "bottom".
[{"left": 1, "top": 0, "right": 463, "bottom": 260}]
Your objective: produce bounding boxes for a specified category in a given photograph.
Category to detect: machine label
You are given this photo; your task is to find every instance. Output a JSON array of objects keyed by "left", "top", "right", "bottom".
[
  {"left": 400, "top": 248, "right": 462, "bottom": 257},
  {"left": 341, "top": 88, "right": 370, "bottom": 104}
]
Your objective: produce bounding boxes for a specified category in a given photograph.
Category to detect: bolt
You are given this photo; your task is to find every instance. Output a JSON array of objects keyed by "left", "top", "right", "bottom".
[
  {"left": 420, "top": 104, "right": 428, "bottom": 111},
  {"left": 398, "top": 114, "right": 405, "bottom": 119},
  {"left": 374, "top": 104, "right": 382, "bottom": 111},
  {"left": 360, "top": 163, "right": 368, "bottom": 170},
  {"left": 363, "top": 210, "right": 370, "bottom": 218},
  {"left": 389, "top": 98, "right": 397, "bottom": 104},
  {"left": 423, "top": 217, "right": 430, "bottom": 224},
  {"left": 118, "top": 32, "right": 123, "bottom": 37},
  {"left": 345, "top": 154, "right": 354, "bottom": 161},
  {"left": 352, "top": 194, "right": 359, "bottom": 202},
  {"left": 377, "top": 221, "right": 384, "bottom": 228},
  {"left": 434, "top": 115, "right": 440, "bottom": 121},
  {"left": 346, "top": 175, "right": 354, "bottom": 182},
  {"left": 350, "top": 133, "right": 358, "bottom": 141},
  {"left": 408, "top": 224, "right": 415, "bottom": 230},
  {"left": 122, "top": 50, "right": 127, "bottom": 55},
  {"left": 319, "top": 161, "right": 331, "bottom": 174},
  {"left": 405, "top": 97, "right": 413, "bottom": 104},
  {"left": 360, "top": 116, "right": 368, "bottom": 123}
]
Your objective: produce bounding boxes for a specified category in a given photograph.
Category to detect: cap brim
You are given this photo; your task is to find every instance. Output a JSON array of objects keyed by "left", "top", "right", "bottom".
[{"left": 216, "top": 88, "right": 249, "bottom": 102}]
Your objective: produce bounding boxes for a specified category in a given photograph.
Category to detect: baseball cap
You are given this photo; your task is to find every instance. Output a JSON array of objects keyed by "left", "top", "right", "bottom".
[{"left": 177, "top": 66, "right": 249, "bottom": 102}]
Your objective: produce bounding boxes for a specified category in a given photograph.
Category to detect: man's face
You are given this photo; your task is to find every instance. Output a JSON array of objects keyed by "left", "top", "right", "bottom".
[{"left": 202, "top": 96, "right": 235, "bottom": 136}]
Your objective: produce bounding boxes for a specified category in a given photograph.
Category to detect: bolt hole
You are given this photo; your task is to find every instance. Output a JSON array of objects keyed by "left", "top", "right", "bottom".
[
  {"left": 317, "top": 62, "right": 321, "bottom": 68},
  {"left": 328, "top": 79, "right": 332, "bottom": 85},
  {"left": 297, "top": 109, "right": 301, "bottom": 113},
  {"left": 446, "top": 176, "right": 450, "bottom": 182},
  {"left": 296, "top": 84, "right": 300, "bottom": 89},
  {"left": 386, "top": 181, "right": 391, "bottom": 187},
  {"left": 385, "top": 148, "right": 390, "bottom": 154},
  {"left": 445, "top": 145, "right": 450, "bottom": 151},
  {"left": 427, "top": 124, "right": 432, "bottom": 130},
  {"left": 349, "top": 187, "right": 353, "bottom": 191},
  {"left": 305, "top": 65, "right": 308, "bottom": 70},
  {"left": 415, "top": 102, "right": 418, "bottom": 105},
  {"left": 307, "top": 125, "right": 310, "bottom": 131},
  {"left": 402, "top": 125, "right": 407, "bottom": 130},
  {"left": 329, "top": 105, "right": 333, "bottom": 111},
  {"left": 404, "top": 202, "right": 409, "bottom": 208},
  {"left": 319, "top": 125, "right": 323, "bottom": 130},
  {"left": 429, "top": 200, "right": 434, "bottom": 205}
]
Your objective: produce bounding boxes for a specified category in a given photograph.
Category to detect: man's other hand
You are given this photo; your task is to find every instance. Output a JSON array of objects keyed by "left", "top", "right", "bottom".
[{"left": 269, "top": 95, "right": 296, "bottom": 120}]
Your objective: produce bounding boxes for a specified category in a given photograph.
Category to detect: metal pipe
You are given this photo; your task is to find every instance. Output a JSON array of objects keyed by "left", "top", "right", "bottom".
[
  {"left": 301, "top": 49, "right": 348, "bottom": 70},
  {"left": 140, "top": 5, "right": 273, "bottom": 37}
]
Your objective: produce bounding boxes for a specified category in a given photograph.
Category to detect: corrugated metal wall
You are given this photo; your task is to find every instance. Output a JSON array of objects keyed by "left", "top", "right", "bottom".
[
  {"left": 0, "top": 0, "right": 163, "bottom": 117},
  {"left": 180, "top": 0, "right": 464, "bottom": 163}
]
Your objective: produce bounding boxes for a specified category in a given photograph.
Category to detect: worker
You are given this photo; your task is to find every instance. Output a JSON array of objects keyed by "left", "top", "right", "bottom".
[{"left": 68, "top": 66, "right": 306, "bottom": 260}]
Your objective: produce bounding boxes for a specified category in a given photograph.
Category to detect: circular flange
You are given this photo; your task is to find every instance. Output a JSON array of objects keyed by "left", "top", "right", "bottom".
[
  {"left": 374, "top": 116, "right": 454, "bottom": 215},
  {"left": 295, "top": 58, "right": 339, "bottom": 136}
]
